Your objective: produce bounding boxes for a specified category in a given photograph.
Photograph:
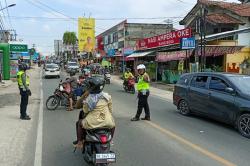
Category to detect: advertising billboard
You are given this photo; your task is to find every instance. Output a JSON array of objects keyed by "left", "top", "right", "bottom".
[
  {"left": 136, "top": 28, "right": 192, "bottom": 50},
  {"left": 78, "top": 18, "right": 95, "bottom": 53}
]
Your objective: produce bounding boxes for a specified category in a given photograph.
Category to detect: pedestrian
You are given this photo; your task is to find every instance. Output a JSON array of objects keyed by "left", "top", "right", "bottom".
[
  {"left": 17, "top": 63, "right": 32, "bottom": 120},
  {"left": 131, "top": 64, "right": 151, "bottom": 121}
]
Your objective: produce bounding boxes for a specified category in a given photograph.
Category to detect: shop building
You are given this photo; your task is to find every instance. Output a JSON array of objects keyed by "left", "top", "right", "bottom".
[
  {"left": 180, "top": 0, "right": 250, "bottom": 74},
  {"left": 95, "top": 20, "right": 174, "bottom": 73}
]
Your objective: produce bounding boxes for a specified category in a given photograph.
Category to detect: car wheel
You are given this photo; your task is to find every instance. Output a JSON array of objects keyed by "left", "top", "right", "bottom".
[
  {"left": 178, "top": 100, "right": 190, "bottom": 116},
  {"left": 237, "top": 114, "right": 250, "bottom": 139}
]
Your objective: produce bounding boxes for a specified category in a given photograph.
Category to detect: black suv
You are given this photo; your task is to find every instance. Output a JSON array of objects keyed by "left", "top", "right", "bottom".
[{"left": 173, "top": 72, "right": 250, "bottom": 138}]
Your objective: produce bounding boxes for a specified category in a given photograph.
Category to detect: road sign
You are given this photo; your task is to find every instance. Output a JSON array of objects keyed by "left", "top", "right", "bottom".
[{"left": 181, "top": 37, "right": 195, "bottom": 50}]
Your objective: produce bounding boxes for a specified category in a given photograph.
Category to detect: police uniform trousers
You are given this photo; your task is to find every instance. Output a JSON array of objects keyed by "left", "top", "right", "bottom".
[
  {"left": 135, "top": 91, "right": 150, "bottom": 119},
  {"left": 19, "top": 88, "right": 29, "bottom": 118}
]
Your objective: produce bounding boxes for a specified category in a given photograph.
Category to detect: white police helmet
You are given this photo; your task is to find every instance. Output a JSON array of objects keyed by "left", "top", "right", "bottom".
[{"left": 137, "top": 64, "right": 146, "bottom": 70}]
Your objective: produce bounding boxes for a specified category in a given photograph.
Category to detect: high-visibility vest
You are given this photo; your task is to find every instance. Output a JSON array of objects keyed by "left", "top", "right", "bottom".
[
  {"left": 137, "top": 73, "right": 150, "bottom": 91},
  {"left": 17, "top": 71, "right": 30, "bottom": 88}
]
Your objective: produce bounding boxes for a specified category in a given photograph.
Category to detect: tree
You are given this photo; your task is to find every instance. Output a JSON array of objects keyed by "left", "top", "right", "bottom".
[{"left": 63, "top": 31, "right": 77, "bottom": 60}]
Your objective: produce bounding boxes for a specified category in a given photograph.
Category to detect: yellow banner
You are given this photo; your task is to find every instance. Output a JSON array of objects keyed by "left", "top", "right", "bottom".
[{"left": 78, "top": 18, "right": 95, "bottom": 53}]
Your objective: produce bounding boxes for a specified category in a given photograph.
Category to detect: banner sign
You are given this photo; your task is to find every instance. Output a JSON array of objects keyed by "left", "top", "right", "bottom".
[
  {"left": 78, "top": 18, "right": 95, "bottom": 53},
  {"left": 181, "top": 37, "right": 196, "bottom": 49},
  {"left": 10, "top": 44, "right": 28, "bottom": 52},
  {"left": 156, "top": 51, "right": 191, "bottom": 62},
  {"left": 136, "top": 28, "right": 192, "bottom": 50}
]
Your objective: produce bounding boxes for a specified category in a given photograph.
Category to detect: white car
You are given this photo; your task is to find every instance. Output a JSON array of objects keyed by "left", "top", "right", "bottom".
[
  {"left": 66, "top": 62, "right": 79, "bottom": 73},
  {"left": 44, "top": 63, "right": 60, "bottom": 78}
]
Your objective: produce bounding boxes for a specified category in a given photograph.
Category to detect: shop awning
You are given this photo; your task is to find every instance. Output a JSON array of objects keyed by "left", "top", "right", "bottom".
[
  {"left": 127, "top": 51, "right": 153, "bottom": 58},
  {"left": 198, "top": 46, "right": 244, "bottom": 56},
  {"left": 156, "top": 50, "right": 191, "bottom": 62}
]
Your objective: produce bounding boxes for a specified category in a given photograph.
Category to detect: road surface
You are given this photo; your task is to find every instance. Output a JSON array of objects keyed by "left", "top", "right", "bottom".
[{"left": 39, "top": 71, "right": 250, "bottom": 166}]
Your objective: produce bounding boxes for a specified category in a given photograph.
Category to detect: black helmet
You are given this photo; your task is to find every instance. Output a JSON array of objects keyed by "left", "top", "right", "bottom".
[
  {"left": 18, "top": 63, "right": 27, "bottom": 71},
  {"left": 87, "top": 76, "right": 105, "bottom": 94},
  {"left": 69, "top": 71, "right": 76, "bottom": 76}
]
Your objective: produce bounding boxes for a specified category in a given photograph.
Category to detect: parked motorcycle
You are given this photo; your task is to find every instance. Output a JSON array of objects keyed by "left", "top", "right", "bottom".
[
  {"left": 83, "top": 128, "right": 116, "bottom": 166},
  {"left": 123, "top": 78, "right": 135, "bottom": 94},
  {"left": 46, "top": 80, "right": 77, "bottom": 110},
  {"left": 104, "top": 72, "right": 111, "bottom": 84}
]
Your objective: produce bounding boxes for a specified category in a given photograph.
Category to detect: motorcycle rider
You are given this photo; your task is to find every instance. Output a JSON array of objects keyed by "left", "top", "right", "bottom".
[
  {"left": 74, "top": 76, "right": 115, "bottom": 148},
  {"left": 123, "top": 68, "right": 134, "bottom": 87},
  {"left": 131, "top": 64, "right": 151, "bottom": 121},
  {"left": 17, "top": 63, "right": 32, "bottom": 120}
]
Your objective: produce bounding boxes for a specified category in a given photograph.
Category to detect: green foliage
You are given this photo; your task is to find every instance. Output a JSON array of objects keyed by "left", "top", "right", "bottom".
[{"left": 63, "top": 31, "right": 77, "bottom": 45}]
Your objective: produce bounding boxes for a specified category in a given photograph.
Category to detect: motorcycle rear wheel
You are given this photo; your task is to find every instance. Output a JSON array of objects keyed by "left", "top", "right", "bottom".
[{"left": 46, "top": 95, "right": 60, "bottom": 110}]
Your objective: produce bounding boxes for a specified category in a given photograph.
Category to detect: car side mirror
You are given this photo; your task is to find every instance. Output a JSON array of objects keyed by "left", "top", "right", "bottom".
[{"left": 225, "top": 87, "right": 235, "bottom": 95}]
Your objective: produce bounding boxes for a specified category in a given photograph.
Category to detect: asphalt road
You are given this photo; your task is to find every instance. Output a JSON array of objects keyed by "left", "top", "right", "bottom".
[{"left": 41, "top": 71, "right": 250, "bottom": 166}]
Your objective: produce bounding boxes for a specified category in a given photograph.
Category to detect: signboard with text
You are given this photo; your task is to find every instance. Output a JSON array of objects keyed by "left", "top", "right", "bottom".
[
  {"left": 10, "top": 44, "right": 28, "bottom": 52},
  {"left": 136, "top": 28, "right": 192, "bottom": 50},
  {"left": 181, "top": 37, "right": 196, "bottom": 49}
]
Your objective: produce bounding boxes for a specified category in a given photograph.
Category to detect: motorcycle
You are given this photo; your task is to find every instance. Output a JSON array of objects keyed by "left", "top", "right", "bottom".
[
  {"left": 46, "top": 80, "right": 77, "bottom": 110},
  {"left": 123, "top": 78, "right": 135, "bottom": 94},
  {"left": 83, "top": 128, "right": 116, "bottom": 166},
  {"left": 104, "top": 72, "right": 111, "bottom": 84}
]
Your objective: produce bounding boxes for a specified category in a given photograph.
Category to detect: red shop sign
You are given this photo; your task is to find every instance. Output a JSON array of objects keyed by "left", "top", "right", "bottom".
[{"left": 136, "top": 28, "right": 192, "bottom": 50}]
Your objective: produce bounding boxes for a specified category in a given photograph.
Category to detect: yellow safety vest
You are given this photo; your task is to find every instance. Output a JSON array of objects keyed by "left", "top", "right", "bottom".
[
  {"left": 17, "top": 71, "right": 30, "bottom": 88},
  {"left": 137, "top": 73, "right": 150, "bottom": 91}
]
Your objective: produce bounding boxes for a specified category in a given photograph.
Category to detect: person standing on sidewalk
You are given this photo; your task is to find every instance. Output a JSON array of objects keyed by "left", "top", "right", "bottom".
[
  {"left": 131, "top": 64, "right": 151, "bottom": 121},
  {"left": 17, "top": 63, "right": 31, "bottom": 120}
]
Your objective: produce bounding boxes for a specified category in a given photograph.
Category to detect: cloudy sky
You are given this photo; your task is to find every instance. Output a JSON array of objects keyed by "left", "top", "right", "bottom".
[{"left": 3, "top": 0, "right": 239, "bottom": 55}]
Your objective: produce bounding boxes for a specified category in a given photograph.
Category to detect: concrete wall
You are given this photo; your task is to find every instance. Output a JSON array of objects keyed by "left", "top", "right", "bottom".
[{"left": 238, "top": 21, "right": 250, "bottom": 46}]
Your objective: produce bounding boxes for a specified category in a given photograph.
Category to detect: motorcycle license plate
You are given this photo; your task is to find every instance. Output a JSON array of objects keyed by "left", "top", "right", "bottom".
[{"left": 95, "top": 153, "right": 116, "bottom": 163}]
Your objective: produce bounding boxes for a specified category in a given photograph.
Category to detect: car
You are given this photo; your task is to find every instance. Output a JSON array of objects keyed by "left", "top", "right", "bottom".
[
  {"left": 173, "top": 72, "right": 250, "bottom": 138},
  {"left": 66, "top": 61, "right": 79, "bottom": 73},
  {"left": 44, "top": 63, "right": 60, "bottom": 78}
]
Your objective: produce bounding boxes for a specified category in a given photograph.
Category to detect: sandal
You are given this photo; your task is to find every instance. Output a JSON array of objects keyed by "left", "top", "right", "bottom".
[
  {"left": 73, "top": 141, "right": 84, "bottom": 149},
  {"left": 67, "top": 108, "right": 73, "bottom": 111}
]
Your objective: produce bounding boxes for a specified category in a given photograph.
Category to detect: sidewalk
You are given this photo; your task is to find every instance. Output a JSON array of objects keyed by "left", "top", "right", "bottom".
[
  {"left": 0, "top": 66, "right": 41, "bottom": 166},
  {"left": 111, "top": 75, "right": 173, "bottom": 102}
]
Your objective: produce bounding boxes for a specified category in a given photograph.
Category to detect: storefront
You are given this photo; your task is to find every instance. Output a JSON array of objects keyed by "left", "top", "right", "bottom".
[
  {"left": 156, "top": 50, "right": 192, "bottom": 83},
  {"left": 127, "top": 51, "right": 156, "bottom": 80},
  {"left": 9, "top": 44, "right": 29, "bottom": 78}
]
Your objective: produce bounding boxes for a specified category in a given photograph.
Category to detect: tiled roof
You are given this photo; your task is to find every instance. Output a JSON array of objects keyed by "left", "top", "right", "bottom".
[
  {"left": 206, "top": 13, "right": 244, "bottom": 24},
  {"left": 199, "top": 0, "right": 250, "bottom": 17}
]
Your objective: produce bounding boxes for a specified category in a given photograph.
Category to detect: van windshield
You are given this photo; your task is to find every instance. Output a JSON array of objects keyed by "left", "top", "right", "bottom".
[{"left": 228, "top": 76, "right": 250, "bottom": 93}]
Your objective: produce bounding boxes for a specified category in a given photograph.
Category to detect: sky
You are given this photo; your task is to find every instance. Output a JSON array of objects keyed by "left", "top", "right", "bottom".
[{"left": 2, "top": 0, "right": 240, "bottom": 55}]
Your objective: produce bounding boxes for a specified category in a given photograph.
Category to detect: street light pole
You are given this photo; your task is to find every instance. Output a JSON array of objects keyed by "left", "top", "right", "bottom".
[
  {"left": 0, "top": 4, "right": 16, "bottom": 42},
  {"left": 0, "top": 4, "right": 16, "bottom": 11}
]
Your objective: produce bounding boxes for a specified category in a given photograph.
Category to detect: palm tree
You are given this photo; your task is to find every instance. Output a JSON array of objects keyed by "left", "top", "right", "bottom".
[{"left": 63, "top": 31, "right": 77, "bottom": 60}]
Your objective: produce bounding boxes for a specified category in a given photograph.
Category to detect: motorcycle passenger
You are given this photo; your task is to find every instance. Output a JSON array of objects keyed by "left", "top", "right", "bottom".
[
  {"left": 66, "top": 71, "right": 78, "bottom": 111},
  {"left": 74, "top": 76, "right": 115, "bottom": 148},
  {"left": 131, "top": 64, "right": 151, "bottom": 121},
  {"left": 123, "top": 68, "right": 134, "bottom": 87}
]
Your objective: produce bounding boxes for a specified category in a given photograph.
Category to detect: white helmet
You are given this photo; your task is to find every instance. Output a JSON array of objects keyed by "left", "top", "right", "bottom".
[{"left": 137, "top": 64, "right": 146, "bottom": 70}]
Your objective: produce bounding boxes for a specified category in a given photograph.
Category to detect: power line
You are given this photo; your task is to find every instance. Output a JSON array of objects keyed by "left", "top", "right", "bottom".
[
  {"left": 5, "top": 16, "right": 185, "bottom": 21},
  {"left": 4, "top": 0, "right": 13, "bottom": 29}
]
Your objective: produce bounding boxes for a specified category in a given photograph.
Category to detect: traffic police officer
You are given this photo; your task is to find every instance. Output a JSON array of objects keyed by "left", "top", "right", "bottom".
[
  {"left": 131, "top": 64, "right": 151, "bottom": 121},
  {"left": 17, "top": 63, "right": 31, "bottom": 120}
]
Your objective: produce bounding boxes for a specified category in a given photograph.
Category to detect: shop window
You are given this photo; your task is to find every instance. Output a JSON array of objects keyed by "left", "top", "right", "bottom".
[
  {"left": 209, "top": 77, "right": 229, "bottom": 92},
  {"left": 190, "top": 76, "right": 208, "bottom": 89}
]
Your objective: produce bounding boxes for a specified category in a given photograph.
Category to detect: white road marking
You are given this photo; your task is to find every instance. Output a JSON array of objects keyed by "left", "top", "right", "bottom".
[{"left": 34, "top": 69, "right": 43, "bottom": 166}]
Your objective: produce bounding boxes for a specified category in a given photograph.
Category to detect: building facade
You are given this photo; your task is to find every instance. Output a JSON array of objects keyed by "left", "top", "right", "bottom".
[
  {"left": 180, "top": 0, "right": 250, "bottom": 74},
  {"left": 96, "top": 20, "right": 174, "bottom": 73}
]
